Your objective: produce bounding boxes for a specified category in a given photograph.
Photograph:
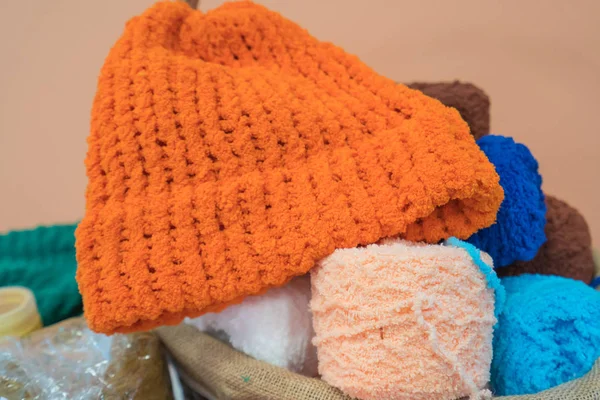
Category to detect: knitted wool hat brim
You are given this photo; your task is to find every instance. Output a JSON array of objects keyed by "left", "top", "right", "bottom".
[
  {"left": 407, "top": 81, "right": 490, "bottom": 140},
  {"left": 75, "top": 1, "right": 504, "bottom": 334}
]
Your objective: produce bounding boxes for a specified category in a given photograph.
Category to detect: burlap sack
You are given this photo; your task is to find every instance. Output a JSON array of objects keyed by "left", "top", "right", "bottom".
[
  {"left": 156, "top": 324, "right": 349, "bottom": 400},
  {"left": 157, "top": 324, "right": 600, "bottom": 400}
]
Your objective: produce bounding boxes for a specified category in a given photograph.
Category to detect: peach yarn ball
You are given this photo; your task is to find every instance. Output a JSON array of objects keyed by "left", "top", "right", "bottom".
[{"left": 310, "top": 240, "right": 497, "bottom": 400}]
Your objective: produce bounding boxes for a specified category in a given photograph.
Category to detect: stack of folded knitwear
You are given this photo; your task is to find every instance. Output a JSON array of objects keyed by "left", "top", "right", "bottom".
[{"left": 74, "top": 2, "right": 600, "bottom": 399}]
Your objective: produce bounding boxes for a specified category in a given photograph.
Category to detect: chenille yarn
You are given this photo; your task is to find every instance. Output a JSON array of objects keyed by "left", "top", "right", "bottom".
[
  {"left": 75, "top": 1, "right": 503, "bottom": 334},
  {"left": 407, "top": 81, "right": 490, "bottom": 140},
  {"left": 310, "top": 239, "right": 500, "bottom": 400},
  {"left": 0, "top": 224, "right": 82, "bottom": 326},
  {"left": 467, "top": 135, "right": 546, "bottom": 267},
  {"left": 491, "top": 274, "right": 600, "bottom": 396},
  {"left": 498, "top": 195, "right": 595, "bottom": 284},
  {"left": 186, "top": 275, "right": 318, "bottom": 376}
]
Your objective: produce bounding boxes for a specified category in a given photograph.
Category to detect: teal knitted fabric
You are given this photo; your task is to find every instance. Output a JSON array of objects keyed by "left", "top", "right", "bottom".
[{"left": 0, "top": 224, "right": 82, "bottom": 326}]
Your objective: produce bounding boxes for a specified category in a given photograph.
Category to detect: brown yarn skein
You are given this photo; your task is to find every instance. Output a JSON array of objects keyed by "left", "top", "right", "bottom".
[{"left": 497, "top": 195, "right": 595, "bottom": 284}]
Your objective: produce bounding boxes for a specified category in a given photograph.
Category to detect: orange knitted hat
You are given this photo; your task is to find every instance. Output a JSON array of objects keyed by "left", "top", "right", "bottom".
[{"left": 75, "top": 1, "right": 503, "bottom": 334}]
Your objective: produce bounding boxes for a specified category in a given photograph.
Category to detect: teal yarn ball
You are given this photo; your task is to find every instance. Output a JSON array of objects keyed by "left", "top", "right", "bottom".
[{"left": 492, "top": 274, "right": 600, "bottom": 395}]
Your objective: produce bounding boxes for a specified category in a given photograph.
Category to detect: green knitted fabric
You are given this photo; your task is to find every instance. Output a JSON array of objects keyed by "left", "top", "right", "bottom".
[{"left": 0, "top": 224, "right": 82, "bottom": 326}]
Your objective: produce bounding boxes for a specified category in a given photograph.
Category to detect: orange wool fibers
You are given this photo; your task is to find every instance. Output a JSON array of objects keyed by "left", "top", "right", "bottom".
[{"left": 75, "top": 1, "right": 503, "bottom": 334}]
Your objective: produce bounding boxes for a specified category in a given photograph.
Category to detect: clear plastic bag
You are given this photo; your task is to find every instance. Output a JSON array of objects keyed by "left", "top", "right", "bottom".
[{"left": 0, "top": 318, "right": 172, "bottom": 400}]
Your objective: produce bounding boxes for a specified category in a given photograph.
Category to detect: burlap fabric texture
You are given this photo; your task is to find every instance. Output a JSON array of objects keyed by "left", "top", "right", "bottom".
[{"left": 157, "top": 324, "right": 600, "bottom": 400}]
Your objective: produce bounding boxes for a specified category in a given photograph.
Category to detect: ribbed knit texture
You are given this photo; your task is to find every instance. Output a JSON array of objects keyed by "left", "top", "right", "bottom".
[
  {"left": 311, "top": 240, "right": 497, "bottom": 400},
  {"left": 75, "top": 1, "right": 503, "bottom": 334},
  {"left": 468, "top": 135, "right": 546, "bottom": 267},
  {"left": 0, "top": 224, "right": 82, "bottom": 326},
  {"left": 407, "top": 81, "right": 490, "bottom": 140}
]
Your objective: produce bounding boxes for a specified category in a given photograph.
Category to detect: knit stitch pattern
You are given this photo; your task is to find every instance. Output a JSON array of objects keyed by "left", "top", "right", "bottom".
[
  {"left": 75, "top": 1, "right": 503, "bottom": 334},
  {"left": 467, "top": 135, "right": 546, "bottom": 267},
  {"left": 407, "top": 81, "right": 490, "bottom": 140}
]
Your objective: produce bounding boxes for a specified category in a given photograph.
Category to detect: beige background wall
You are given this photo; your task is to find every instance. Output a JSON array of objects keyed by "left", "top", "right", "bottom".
[{"left": 1, "top": 0, "right": 598, "bottom": 248}]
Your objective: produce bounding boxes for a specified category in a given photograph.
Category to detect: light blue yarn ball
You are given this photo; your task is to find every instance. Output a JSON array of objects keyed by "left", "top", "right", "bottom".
[{"left": 492, "top": 274, "right": 600, "bottom": 395}]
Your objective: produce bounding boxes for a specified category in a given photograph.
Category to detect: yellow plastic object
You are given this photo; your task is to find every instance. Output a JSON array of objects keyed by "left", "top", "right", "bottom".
[{"left": 0, "top": 286, "right": 42, "bottom": 337}]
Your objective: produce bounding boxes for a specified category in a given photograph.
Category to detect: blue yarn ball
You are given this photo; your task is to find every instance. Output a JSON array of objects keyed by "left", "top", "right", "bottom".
[
  {"left": 467, "top": 135, "right": 546, "bottom": 267},
  {"left": 492, "top": 274, "right": 600, "bottom": 395}
]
